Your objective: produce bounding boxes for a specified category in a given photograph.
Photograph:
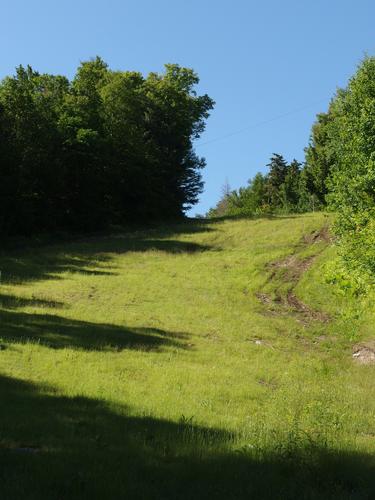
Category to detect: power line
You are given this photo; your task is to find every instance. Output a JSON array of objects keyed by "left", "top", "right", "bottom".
[{"left": 195, "top": 98, "right": 327, "bottom": 148}]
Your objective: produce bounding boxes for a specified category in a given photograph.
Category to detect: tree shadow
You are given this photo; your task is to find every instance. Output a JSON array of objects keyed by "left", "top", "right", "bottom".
[
  {"left": 0, "top": 252, "right": 117, "bottom": 284},
  {"left": 0, "top": 309, "right": 188, "bottom": 352},
  {"left": 0, "top": 293, "right": 64, "bottom": 309},
  {"left": 0, "top": 232, "right": 216, "bottom": 286},
  {"left": 70, "top": 237, "right": 214, "bottom": 256},
  {"left": 1, "top": 218, "right": 216, "bottom": 253},
  {"left": 0, "top": 213, "right": 310, "bottom": 286},
  {"left": 0, "top": 375, "right": 374, "bottom": 500}
]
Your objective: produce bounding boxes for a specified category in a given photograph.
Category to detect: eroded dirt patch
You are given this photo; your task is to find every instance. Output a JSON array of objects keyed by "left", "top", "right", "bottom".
[
  {"left": 256, "top": 225, "right": 331, "bottom": 325},
  {"left": 302, "top": 224, "right": 332, "bottom": 244},
  {"left": 267, "top": 255, "right": 315, "bottom": 283},
  {"left": 285, "top": 291, "right": 330, "bottom": 323}
]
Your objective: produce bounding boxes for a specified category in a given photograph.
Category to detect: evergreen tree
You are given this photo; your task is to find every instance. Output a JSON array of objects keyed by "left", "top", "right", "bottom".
[
  {"left": 304, "top": 102, "right": 340, "bottom": 205},
  {"left": 280, "top": 159, "right": 302, "bottom": 211},
  {"left": 266, "top": 153, "right": 289, "bottom": 207}
]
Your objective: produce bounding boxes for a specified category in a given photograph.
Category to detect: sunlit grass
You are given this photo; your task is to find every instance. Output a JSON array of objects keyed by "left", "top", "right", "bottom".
[{"left": 0, "top": 213, "right": 374, "bottom": 499}]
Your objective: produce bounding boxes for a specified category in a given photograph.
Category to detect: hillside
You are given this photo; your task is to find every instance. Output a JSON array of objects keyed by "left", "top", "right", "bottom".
[{"left": 0, "top": 213, "right": 374, "bottom": 499}]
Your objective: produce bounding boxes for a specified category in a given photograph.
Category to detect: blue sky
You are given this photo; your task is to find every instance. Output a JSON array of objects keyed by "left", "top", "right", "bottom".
[{"left": 2, "top": 0, "right": 375, "bottom": 215}]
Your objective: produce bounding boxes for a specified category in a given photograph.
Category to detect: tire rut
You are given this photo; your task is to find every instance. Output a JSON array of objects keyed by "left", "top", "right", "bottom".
[{"left": 256, "top": 225, "right": 331, "bottom": 325}]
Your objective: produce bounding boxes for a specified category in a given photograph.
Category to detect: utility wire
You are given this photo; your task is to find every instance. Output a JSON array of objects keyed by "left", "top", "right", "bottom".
[{"left": 195, "top": 98, "right": 327, "bottom": 148}]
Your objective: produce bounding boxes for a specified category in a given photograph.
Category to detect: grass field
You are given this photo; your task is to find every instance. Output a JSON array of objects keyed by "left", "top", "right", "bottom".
[{"left": 1, "top": 213, "right": 375, "bottom": 499}]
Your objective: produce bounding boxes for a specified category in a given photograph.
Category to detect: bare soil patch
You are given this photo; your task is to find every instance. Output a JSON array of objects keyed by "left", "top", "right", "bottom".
[
  {"left": 302, "top": 224, "right": 332, "bottom": 244},
  {"left": 256, "top": 225, "right": 331, "bottom": 325}
]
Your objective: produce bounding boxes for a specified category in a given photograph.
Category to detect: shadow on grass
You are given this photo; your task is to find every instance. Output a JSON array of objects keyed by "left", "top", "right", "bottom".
[
  {"left": 0, "top": 233, "right": 215, "bottom": 285},
  {"left": 0, "top": 293, "right": 64, "bottom": 309},
  {"left": 0, "top": 309, "right": 188, "bottom": 351},
  {"left": 0, "top": 214, "right": 307, "bottom": 286},
  {"left": 0, "top": 375, "right": 374, "bottom": 500},
  {"left": 1, "top": 218, "right": 218, "bottom": 256}
]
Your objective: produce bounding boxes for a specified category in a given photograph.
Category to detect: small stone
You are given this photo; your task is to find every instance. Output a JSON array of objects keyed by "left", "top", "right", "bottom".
[{"left": 352, "top": 342, "right": 375, "bottom": 364}]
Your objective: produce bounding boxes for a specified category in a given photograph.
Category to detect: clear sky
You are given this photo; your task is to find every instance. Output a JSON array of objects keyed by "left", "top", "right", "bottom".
[{"left": 2, "top": 0, "right": 375, "bottom": 215}]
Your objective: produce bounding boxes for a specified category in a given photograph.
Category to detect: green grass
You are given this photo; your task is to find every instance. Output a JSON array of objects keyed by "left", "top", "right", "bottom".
[{"left": 0, "top": 213, "right": 374, "bottom": 499}]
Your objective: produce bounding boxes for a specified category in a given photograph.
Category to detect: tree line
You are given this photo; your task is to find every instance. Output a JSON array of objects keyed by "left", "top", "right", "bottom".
[
  {"left": 0, "top": 58, "right": 214, "bottom": 235},
  {"left": 207, "top": 154, "right": 321, "bottom": 218},
  {"left": 208, "top": 57, "right": 375, "bottom": 292}
]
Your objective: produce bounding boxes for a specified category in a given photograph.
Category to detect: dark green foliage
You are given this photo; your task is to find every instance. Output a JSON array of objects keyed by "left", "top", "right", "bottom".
[
  {"left": 226, "top": 173, "right": 268, "bottom": 216},
  {"left": 208, "top": 155, "right": 314, "bottom": 217},
  {"left": 281, "top": 160, "right": 302, "bottom": 210},
  {"left": 266, "top": 153, "right": 289, "bottom": 207},
  {"left": 0, "top": 58, "right": 214, "bottom": 235},
  {"left": 304, "top": 108, "right": 338, "bottom": 205}
]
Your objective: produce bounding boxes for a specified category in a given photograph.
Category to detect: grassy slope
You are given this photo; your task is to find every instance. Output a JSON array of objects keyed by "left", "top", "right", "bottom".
[{"left": 0, "top": 213, "right": 374, "bottom": 499}]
